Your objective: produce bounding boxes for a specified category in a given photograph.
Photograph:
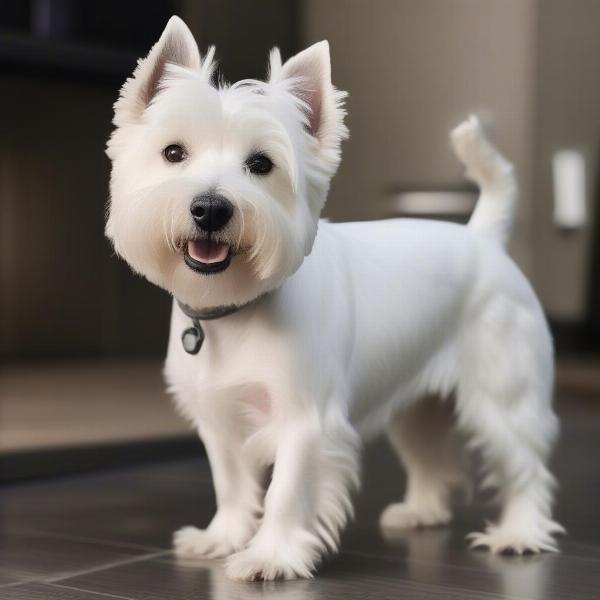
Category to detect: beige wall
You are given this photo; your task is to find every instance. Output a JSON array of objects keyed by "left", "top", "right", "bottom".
[
  {"left": 302, "top": 0, "right": 538, "bottom": 277},
  {"left": 303, "top": 0, "right": 600, "bottom": 322},
  {"left": 534, "top": 0, "right": 600, "bottom": 320}
]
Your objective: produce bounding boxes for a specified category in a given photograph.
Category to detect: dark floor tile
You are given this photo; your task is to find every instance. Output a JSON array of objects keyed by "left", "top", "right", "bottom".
[
  {"left": 1, "top": 398, "right": 599, "bottom": 599},
  {"left": 0, "top": 582, "right": 133, "bottom": 599},
  {"left": 52, "top": 546, "right": 600, "bottom": 600},
  {"left": 0, "top": 530, "right": 154, "bottom": 582},
  {"left": 54, "top": 556, "right": 212, "bottom": 600},
  {"left": 3, "top": 458, "right": 213, "bottom": 550},
  {"left": 56, "top": 554, "right": 511, "bottom": 600},
  {"left": 332, "top": 547, "right": 600, "bottom": 600},
  {"left": 342, "top": 523, "right": 600, "bottom": 566},
  {"left": 0, "top": 571, "right": 26, "bottom": 588}
]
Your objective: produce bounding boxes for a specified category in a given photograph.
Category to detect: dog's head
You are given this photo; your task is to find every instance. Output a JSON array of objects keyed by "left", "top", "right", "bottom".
[{"left": 106, "top": 16, "right": 347, "bottom": 309}]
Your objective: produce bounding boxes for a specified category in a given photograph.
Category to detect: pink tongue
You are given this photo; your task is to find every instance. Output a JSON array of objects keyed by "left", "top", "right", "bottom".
[{"left": 187, "top": 240, "right": 230, "bottom": 264}]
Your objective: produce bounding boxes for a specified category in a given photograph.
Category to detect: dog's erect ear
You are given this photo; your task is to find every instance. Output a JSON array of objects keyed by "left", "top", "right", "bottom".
[
  {"left": 114, "top": 16, "right": 206, "bottom": 123},
  {"left": 269, "top": 41, "right": 347, "bottom": 149}
]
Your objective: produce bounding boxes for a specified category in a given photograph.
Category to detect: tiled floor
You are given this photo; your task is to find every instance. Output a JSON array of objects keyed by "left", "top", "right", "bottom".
[{"left": 1, "top": 397, "right": 600, "bottom": 599}]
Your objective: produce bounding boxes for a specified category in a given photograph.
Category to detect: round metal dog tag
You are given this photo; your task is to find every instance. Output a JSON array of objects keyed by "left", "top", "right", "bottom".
[{"left": 181, "top": 325, "right": 204, "bottom": 354}]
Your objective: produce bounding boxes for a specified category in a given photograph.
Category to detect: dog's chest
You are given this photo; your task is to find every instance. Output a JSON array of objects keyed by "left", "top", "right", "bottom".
[{"left": 165, "top": 315, "right": 292, "bottom": 428}]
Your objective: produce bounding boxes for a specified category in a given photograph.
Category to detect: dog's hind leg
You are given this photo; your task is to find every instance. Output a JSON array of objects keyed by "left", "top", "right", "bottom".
[
  {"left": 457, "top": 304, "right": 564, "bottom": 554},
  {"left": 457, "top": 390, "right": 563, "bottom": 554},
  {"left": 380, "top": 396, "right": 468, "bottom": 530}
]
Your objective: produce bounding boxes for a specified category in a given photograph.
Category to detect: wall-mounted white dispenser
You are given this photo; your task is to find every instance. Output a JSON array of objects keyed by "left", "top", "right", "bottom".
[{"left": 552, "top": 150, "right": 587, "bottom": 229}]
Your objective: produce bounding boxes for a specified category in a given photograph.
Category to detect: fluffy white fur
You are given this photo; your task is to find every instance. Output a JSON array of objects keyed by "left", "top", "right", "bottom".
[{"left": 106, "top": 16, "right": 563, "bottom": 581}]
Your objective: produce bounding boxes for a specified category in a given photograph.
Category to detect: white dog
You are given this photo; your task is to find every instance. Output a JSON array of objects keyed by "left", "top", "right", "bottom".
[{"left": 106, "top": 16, "right": 563, "bottom": 581}]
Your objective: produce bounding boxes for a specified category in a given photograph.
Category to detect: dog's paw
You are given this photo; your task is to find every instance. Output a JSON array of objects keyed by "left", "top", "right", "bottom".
[
  {"left": 467, "top": 522, "right": 564, "bottom": 555},
  {"left": 225, "top": 529, "right": 322, "bottom": 581},
  {"left": 379, "top": 501, "right": 452, "bottom": 530},
  {"left": 174, "top": 526, "right": 236, "bottom": 559},
  {"left": 174, "top": 512, "right": 258, "bottom": 559}
]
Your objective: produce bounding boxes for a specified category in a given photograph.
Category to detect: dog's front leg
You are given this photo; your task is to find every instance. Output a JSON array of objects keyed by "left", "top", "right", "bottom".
[
  {"left": 174, "top": 423, "right": 263, "bottom": 559},
  {"left": 226, "top": 409, "right": 360, "bottom": 581}
]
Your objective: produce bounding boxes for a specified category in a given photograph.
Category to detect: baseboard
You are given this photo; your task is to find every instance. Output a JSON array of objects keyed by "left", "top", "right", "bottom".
[
  {"left": 549, "top": 318, "right": 600, "bottom": 356},
  {"left": 0, "top": 435, "right": 203, "bottom": 483}
]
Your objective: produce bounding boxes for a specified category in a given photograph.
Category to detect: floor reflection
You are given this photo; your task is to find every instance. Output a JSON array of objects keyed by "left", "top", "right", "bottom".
[
  {"left": 171, "top": 525, "right": 552, "bottom": 599},
  {"left": 212, "top": 571, "right": 317, "bottom": 600},
  {"left": 478, "top": 552, "right": 551, "bottom": 600},
  {"left": 380, "top": 525, "right": 453, "bottom": 581},
  {"left": 174, "top": 555, "right": 318, "bottom": 600},
  {"left": 382, "top": 524, "right": 549, "bottom": 600}
]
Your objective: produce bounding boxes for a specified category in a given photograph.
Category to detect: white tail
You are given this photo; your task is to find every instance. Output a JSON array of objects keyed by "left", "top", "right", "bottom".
[{"left": 451, "top": 116, "right": 517, "bottom": 248}]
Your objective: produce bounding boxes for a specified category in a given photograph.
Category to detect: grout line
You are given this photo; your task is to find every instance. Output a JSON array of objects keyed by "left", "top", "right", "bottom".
[
  {"left": 327, "top": 564, "right": 524, "bottom": 600},
  {"left": 48, "top": 582, "right": 135, "bottom": 600},
  {"left": 43, "top": 550, "right": 171, "bottom": 584},
  {"left": 340, "top": 547, "right": 497, "bottom": 573},
  {"left": 342, "top": 537, "right": 600, "bottom": 566},
  {"left": 370, "top": 576, "right": 522, "bottom": 600},
  {"left": 0, "top": 580, "right": 35, "bottom": 590},
  {"left": 12, "top": 527, "right": 166, "bottom": 553}
]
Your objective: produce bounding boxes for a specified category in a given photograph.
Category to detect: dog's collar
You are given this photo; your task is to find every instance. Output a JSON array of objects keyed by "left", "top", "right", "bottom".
[
  {"left": 177, "top": 301, "right": 242, "bottom": 322},
  {"left": 177, "top": 297, "right": 261, "bottom": 355}
]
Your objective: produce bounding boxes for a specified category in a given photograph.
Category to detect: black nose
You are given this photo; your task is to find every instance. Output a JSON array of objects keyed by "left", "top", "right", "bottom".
[{"left": 190, "top": 194, "right": 234, "bottom": 232}]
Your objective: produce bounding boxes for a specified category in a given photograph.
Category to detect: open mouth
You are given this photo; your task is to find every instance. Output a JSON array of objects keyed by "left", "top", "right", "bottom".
[{"left": 184, "top": 239, "right": 232, "bottom": 274}]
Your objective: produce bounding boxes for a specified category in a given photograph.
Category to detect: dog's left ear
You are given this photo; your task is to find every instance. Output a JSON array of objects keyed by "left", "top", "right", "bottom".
[
  {"left": 113, "top": 16, "right": 212, "bottom": 124},
  {"left": 270, "top": 42, "right": 348, "bottom": 153}
]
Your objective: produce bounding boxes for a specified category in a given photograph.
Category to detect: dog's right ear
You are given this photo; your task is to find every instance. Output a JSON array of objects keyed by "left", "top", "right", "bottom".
[{"left": 113, "top": 16, "right": 209, "bottom": 124}]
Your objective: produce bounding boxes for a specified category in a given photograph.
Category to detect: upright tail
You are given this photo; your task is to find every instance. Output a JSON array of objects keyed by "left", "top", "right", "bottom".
[{"left": 451, "top": 116, "right": 517, "bottom": 248}]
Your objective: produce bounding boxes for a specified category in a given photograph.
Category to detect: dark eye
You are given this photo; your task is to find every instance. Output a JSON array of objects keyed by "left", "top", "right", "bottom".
[
  {"left": 163, "top": 144, "right": 186, "bottom": 163},
  {"left": 245, "top": 152, "right": 273, "bottom": 175}
]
